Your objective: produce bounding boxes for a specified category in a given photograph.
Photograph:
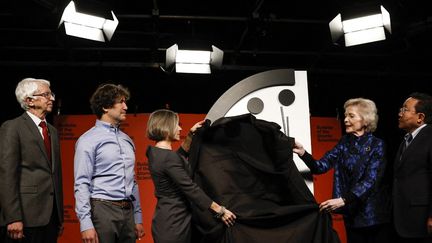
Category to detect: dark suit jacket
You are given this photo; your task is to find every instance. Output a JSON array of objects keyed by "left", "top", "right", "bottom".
[
  {"left": 146, "top": 146, "right": 212, "bottom": 243},
  {"left": 0, "top": 112, "right": 63, "bottom": 228},
  {"left": 393, "top": 124, "right": 432, "bottom": 238}
]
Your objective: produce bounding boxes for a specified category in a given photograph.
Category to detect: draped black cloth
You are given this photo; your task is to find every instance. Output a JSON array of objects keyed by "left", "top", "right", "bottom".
[{"left": 188, "top": 114, "right": 340, "bottom": 243}]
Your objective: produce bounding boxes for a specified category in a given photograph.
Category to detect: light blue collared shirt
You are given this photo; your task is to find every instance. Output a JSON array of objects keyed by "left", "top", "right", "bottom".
[{"left": 74, "top": 119, "right": 142, "bottom": 232}]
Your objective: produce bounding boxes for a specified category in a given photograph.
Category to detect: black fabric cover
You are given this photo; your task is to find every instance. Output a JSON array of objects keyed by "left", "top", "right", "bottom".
[{"left": 188, "top": 114, "right": 340, "bottom": 243}]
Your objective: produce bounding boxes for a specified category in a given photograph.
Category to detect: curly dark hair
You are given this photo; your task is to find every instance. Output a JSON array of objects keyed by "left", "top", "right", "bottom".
[{"left": 90, "top": 83, "right": 130, "bottom": 118}]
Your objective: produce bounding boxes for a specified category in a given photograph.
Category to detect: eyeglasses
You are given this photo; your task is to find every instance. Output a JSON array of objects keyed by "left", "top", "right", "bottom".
[
  {"left": 399, "top": 107, "right": 415, "bottom": 114},
  {"left": 32, "top": 92, "right": 55, "bottom": 99}
]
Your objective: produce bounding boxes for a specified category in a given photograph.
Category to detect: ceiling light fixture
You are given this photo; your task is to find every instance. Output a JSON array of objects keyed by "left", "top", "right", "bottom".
[
  {"left": 165, "top": 44, "right": 223, "bottom": 74},
  {"left": 329, "top": 5, "right": 391, "bottom": 47},
  {"left": 58, "top": 0, "right": 118, "bottom": 42}
]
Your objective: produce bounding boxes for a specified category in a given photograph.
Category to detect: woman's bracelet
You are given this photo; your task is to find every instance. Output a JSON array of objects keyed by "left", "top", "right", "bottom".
[{"left": 214, "top": 206, "right": 226, "bottom": 219}]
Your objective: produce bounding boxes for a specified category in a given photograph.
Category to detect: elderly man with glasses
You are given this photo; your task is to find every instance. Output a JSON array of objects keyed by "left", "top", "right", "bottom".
[{"left": 0, "top": 78, "right": 63, "bottom": 243}]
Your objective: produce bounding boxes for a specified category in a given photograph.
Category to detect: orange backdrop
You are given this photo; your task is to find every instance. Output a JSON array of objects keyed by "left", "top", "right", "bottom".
[
  {"left": 55, "top": 115, "right": 344, "bottom": 243},
  {"left": 310, "top": 117, "right": 345, "bottom": 243}
]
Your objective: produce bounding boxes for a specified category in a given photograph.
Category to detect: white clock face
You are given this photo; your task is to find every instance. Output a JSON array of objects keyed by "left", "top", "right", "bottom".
[{"left": 206, "top": 69, "right": 313, "bottom": 191}]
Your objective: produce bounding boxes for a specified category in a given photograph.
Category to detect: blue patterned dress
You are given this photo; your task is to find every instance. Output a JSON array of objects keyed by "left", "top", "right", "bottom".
[{"left": 300, "top": 132, "right": 391, "bottom": 228}]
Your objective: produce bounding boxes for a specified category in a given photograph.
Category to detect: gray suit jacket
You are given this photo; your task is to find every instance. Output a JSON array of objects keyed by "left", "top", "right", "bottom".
[
  {"left": 393, "top": 124, "right": 432, "bottom": 238},
  {"left": 0, "top": 112, "right": 63, "bottom": 227}
]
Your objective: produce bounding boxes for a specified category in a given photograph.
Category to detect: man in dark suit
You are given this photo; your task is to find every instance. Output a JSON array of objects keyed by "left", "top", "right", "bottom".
[
  {"left": 0, "top": 78, "right": 63, "bottom": 242},
  {"left": 393, "top": 92, "right": 432, "bottom": 243}
]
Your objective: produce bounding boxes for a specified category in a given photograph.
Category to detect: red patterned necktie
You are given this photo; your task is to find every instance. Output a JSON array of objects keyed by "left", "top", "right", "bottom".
[{"left": 39, "top": 121, "right": 51, "bottom": 161}]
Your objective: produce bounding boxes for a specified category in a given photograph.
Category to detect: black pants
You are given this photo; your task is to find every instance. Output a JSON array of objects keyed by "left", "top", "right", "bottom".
[
  {"left": 393, "top": 236, "right": 432, "bottom": 243},
  {"left": 346, "top": 223, "right": 392, "bottom": 243},
  {"left": 91, "top": 199, "right": 136, "bottom": 243},
  {"left": 391, "top": 226, "right": 432, "bottom": 243},
  {"left": 1, "top": 203, "right": 60, "bottom": 243}
]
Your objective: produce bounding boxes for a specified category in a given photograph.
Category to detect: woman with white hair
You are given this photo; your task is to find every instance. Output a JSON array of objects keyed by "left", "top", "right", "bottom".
[{"left": 293, "top": 98, "right": 391, "bottom": 243}]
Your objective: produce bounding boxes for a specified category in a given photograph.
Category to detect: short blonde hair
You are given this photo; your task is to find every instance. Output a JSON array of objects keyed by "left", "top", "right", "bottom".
[
  {"left": 146, "top": 109, "right": 179, "bottom": 142},
  {"left": 344, "top": 98, "right": 378, "bottom": 133}
]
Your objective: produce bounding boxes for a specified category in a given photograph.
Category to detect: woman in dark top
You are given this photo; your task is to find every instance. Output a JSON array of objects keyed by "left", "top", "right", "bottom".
[
  {"left": 293, "top": 98, "right": 391, "bottom": 243},
  {"left": 146, "top": 109, "right": 236, "bottom": 243}
]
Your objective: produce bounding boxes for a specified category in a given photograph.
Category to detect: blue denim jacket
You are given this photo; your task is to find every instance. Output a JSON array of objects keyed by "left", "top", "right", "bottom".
[{"left": 301, "top": 133, "right": 391, "bottom": 228}]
